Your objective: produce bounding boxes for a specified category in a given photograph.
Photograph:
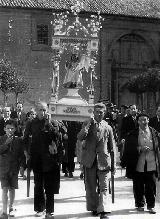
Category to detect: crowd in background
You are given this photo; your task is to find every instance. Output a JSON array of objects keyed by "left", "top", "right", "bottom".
[{"left": 101, "top": 103, "right": 160, "bottom": 158}]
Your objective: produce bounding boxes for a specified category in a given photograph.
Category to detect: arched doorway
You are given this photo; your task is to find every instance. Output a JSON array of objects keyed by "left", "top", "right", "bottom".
[{"left": 110, "top": 34, "right": 155, "bottom": 108}]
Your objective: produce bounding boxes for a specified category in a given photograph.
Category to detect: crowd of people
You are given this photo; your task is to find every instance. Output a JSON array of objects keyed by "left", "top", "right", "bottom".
[
  {"left": 0, "top": 101, "right": 160, "bottom": 219},
  {"left": 104, "top": 103, "right": 160, "bottom": 215}
]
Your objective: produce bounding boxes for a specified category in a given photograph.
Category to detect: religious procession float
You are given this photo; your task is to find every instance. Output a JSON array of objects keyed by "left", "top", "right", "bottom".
[{"left": 48, "top": 1, "right": 103, "bottom": 122}]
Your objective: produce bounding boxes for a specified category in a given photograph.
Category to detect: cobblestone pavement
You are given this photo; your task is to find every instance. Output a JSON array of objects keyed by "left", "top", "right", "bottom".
[{"left": 0, "top": 165, "right": 160, "bottom": 219}]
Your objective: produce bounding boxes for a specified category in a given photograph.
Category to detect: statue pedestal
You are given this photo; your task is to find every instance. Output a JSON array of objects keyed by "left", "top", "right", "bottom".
[
  {"left": 66, "top": 88, "right": 79, "bottom": 96},
  {"left": 49, "top": 88, "right": 94, "bottom": 122}
]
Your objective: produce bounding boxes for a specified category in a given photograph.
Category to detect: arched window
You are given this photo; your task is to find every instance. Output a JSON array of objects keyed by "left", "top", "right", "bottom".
[{"left": 111, "top": 34, "right": 152, "bottom": 68}]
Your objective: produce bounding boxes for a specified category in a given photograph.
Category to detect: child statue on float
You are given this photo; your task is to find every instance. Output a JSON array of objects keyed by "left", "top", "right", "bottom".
[{"left": 63, "top": 51, "right": 90, "bottom": 89}]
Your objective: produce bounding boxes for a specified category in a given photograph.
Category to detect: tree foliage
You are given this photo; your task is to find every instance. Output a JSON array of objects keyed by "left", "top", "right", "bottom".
[
  {"left": 126, "top": 66, "right": 160, "bottom": 111},
  {"left": 144, "top": 67, "right": 160, "bottom": 92},
  {"left": 127, "top": 73, "right": 146, "bottom": 93},
  {"left": 0, "top": 59, "right": 16, "bottom": 93},
  {"left": 0, "top": 58, "right": 29, "bottom": 105},
  {"left": 127, "top": 67, "right": 160, "bottom": 94},
  {"left": 11, "top": 75, "right": 29, "bottom": 104}
]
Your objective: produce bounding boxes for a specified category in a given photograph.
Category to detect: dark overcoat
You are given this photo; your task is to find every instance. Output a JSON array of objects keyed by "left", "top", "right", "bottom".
[
  {"left": 0, "top": 135, "right": 25, "bottom": 178},
  {"left": 121, "top": 127, "right": 160, "bottom": 179},
  {"left": 23, "top": 117, "right": 64, "bottom": 172},
  {"left": 121, "top": 115, "right": 138, "bottom": 139},
  {"left": 23, "top": 117, "right": 64, "bottom": 193}
]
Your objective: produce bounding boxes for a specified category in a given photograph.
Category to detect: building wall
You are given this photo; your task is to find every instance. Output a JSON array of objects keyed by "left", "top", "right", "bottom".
[
  {"left": 0, "top": 8, "right": 32, "bottom": 108},
  {"left": 100, "top": 16, "right": 160, "bottom": 109},
  {"left": 0, "top": 7, "right": 160, "bottom": 111},
  {"left": 0, "top": 8, "right": 54, "bottom": 109},
  {"left": 0, "top": 8, "right": 94, "bottom": 110}
]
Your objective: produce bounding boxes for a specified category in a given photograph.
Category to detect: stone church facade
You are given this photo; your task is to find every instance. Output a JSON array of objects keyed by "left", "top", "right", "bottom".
[
  {"left": 100, "top": 16, "right": 160, "bottom": 112},
  {"left": 0, "top": 0, "right": 160, "bottom": 111}
]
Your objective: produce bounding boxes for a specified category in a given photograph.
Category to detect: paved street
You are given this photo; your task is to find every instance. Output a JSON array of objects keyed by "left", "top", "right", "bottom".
[{"left": 0, "top": 164, "right": 160, "bottom": 219}]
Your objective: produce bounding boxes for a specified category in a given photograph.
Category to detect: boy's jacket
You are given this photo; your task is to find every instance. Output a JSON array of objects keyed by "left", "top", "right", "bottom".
[{"left": 0, "top": 135, "right": 25, "bottom": 178}]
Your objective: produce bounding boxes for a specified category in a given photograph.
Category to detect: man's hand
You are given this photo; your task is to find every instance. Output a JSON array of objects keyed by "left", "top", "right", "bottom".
[
  {"left": 49, "top": 141, "right": 57, "bottom": 155},
  {"left": 84, "top": 117, "right": 93, "bottom": 133},
  {"left": 84, "top": 121, "right": 91, "bottom": 132}
]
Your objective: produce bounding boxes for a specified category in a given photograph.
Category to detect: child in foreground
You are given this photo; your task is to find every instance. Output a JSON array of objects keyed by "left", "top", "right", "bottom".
[{"left": 0, "top": 119, "right": 25, "bottom": 219}]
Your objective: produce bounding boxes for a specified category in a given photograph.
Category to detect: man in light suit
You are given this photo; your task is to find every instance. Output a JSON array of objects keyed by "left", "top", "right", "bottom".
[{"left": 77, "top": 103, "right": 116, "bottom": 219}]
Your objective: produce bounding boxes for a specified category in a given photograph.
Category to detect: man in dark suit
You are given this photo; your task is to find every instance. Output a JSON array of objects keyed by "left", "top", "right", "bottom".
[
  {"left": 77, "top": 103, "right": 116, "bottom": 219},
  {"left": 10, "top": 103, "right": 27, "bottom": 179},
  {"left": 120, "top": 104, "right": 139, "bottom": 164},
  {"left": 62, "top": 121, "right": 82, "bottom": 178},
  {"left": 121, "top": 113, "right": 160, "bottom": 214},
  {"left": 149, "top": 106, "right": 160, "bottom": 132},
  {"left": 23, "top": 101, "right": 64, "bottom": 218},
  {"left": 121, "top": 104, "right": 139, "bottom": 141},
  {"left": 116, "top": 105, "right": 128, "bottom": 158},
  {"left": 10, "top": 103, "right": 27, "bottom": 136}
]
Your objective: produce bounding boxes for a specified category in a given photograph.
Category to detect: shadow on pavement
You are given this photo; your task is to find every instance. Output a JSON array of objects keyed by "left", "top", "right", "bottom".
[
  {"left": 55, "top": 195, "right": 86, "bottom": 203},
  {"left": 111, "top": 208, "right": 149, "bottom": 216},
  {"left": 12, "top": 212, "right": 93, "bottom": 219},
  {"left": 14, "top": 198, "right": 34, "bottom": 205},
  {"left": 54, "top": 212, "right": 94, "bottom": 218},
  {"left": 41, "top": 208, "right": 147, "bottom": 219},
  {"left": 12, "top": 214, "right": 36, "bottom": 219},
  {"left": 60, "top": 176, "right": 83, "bottom": 181}
]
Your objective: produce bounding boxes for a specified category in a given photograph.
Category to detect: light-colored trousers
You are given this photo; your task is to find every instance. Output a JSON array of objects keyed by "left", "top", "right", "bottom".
[{"left": 84, "top": 161, "right": 111, "bottom": 213}]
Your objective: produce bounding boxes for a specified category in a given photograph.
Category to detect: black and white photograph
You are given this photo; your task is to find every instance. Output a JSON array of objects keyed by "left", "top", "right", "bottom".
[{"left": 0, "top": 0, "right": 160, "bottom": 218}]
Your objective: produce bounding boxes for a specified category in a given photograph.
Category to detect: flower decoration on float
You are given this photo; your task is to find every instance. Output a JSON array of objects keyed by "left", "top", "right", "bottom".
[{"left": 51, "top": 3, "right": 104, "bottom": 38}]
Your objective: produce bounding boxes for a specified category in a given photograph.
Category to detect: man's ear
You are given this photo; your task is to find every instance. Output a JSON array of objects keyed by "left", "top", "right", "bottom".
[{"left": 4, "top": 127, "right": 6, "bottom": 132}]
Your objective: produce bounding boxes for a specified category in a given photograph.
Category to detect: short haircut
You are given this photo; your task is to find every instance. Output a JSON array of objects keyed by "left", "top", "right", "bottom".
[
  {"left": 94, "top": 102, "right": 106, "bottom": 111},
  {"left": 5, "top": 119, "right": 17, "bottom": 128},
  {"left": 35, "top": 101, "right": 48, "bottom": 110},
  {"left": 137, "top": 113, "right": 150, "bottom": 120}
]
